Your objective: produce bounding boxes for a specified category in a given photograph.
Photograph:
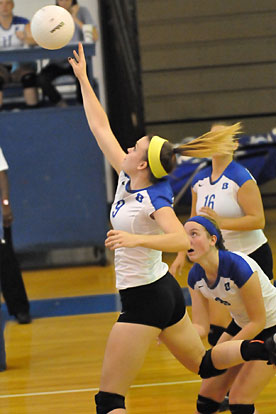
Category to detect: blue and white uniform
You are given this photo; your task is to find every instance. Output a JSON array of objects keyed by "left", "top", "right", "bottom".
[
  {"left": 188, "top": 250, "right": 276, "bottom": 329},
  {"left": 0, "top": 16, "right": 33, "bottom": 77},
  {"left": 110, "top": 171, "right": 173, "bottom": 290},
  {"left": 192, "top": 161, "right": 267, "bottom": 254},
  {"left": 0, "top": 16, "right": 29, "bottom": 50}
]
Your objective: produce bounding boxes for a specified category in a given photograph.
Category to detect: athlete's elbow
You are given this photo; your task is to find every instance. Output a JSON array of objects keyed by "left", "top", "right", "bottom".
[
  {"left": 254, "top": 214, "right": 265, "bottom": 229},
  {"left": 253, "top": 316, "right": 266, "bottom": 335},
  {"left": 259, "top": 216, "right": 265, "bottom": 229}
]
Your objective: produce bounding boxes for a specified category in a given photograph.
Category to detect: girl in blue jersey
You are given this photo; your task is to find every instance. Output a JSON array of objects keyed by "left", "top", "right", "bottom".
[
  {"left": 68, "top": 43, "right": 276, "bottom": 414},
  {"left": 185, "top": 215, "right": 276, "bottom": 414}
]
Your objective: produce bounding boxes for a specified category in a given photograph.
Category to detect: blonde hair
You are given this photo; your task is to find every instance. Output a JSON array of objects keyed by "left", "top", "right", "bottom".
[{"left": 173, "top": 122, "right": 242, "bottom": 158}]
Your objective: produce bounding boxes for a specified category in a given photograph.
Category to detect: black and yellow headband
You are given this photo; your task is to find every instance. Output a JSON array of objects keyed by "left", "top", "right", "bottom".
[{"left": 148, "top": 135, "right": 168, "bottom": 179}]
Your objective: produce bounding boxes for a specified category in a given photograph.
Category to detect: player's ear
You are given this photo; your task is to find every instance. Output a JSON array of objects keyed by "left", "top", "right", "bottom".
[
  {"left": 137, "top": 160, "right": 148, "bottom": 171},
  {"left": 210, "top": 235, "right": 217, "bottom": 247}
]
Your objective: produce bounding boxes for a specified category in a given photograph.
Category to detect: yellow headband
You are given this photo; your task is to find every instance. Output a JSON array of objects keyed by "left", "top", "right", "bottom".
[{"left": 148, "top": 136, "right": 168, "bottom": 179}]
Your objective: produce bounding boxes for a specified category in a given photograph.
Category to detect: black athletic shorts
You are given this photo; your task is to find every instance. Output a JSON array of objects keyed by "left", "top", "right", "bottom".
[
  {"left": 248, "top": 242, "right": 274, "bottom": 280},
  {"left": 225, "top": 319, "right": 276, "bottom": 341},
  {"left": 117, "top": 272, "right": 186, "bottom": 329}
]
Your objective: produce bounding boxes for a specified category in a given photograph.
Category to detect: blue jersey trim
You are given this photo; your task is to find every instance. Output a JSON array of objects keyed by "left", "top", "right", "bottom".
[
  {"left": 124, "top": 174, "right": 173, "bottom": 210},
  {"left": 191, "top": 161, "right": 252, "bottom": 188},
  {"left": 13, "top": 16, "right": 29, "bottom": 25},
  {"left": 147, "top": 177, "right": 173, "bottom": 210},
  {"left": 188, "top": 264, "right": 205, "bottom": 289},
  {"left": 219, "top": 250, "right": 253, "bottom": 287},
  {"left": 191, "top": 165, "right": 212, "bottom": 187},
  {"left": 188, "top": 250, "right": 254, "bottom": 289},
  {"left": 223, "top": 161, "right": 252, "bottom": 187}
]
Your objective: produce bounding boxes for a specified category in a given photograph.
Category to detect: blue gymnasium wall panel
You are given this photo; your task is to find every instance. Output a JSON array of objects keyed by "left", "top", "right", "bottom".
[{"left": 0, "top": 107, "right": 108, "bottom": 252}]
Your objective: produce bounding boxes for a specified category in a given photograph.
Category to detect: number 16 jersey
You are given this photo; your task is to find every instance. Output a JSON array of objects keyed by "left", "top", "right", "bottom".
[{"left": 192, "top": 160, "right": 267, "bottom": 254}]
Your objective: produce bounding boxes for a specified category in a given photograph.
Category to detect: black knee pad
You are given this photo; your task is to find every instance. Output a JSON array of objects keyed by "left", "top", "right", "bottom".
[
  {"left": 21, "top": 73, "right": 37, "bottom": 88},
  {"left": 197, "top": 394, "right": 222, "bottom": 413},
  {"left": 240, "top": 339, "right": 268, "bottom": 362},
  {"left": 198, "top": 349, "right": 227, "bottom": 379},
  {"left": 229, "top": 403, "right": 255, "bottom": 414},
  {"left": 95, "top": 391, "right": 125, "bottom": 414},
  {"left": 0, "top": 76, "right": 4, "bottom": 90},
  {"left": 208, "top": 324, "right": 225, "bottom": 346}
]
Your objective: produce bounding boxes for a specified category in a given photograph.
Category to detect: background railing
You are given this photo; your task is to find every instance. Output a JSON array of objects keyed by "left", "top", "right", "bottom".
[{"left": 99, "top": 0, "right": 145, "bottom": 151}]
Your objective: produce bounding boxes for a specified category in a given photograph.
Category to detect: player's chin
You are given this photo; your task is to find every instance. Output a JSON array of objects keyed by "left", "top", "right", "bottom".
[{"left": 187, "top": 249, "right": 196, "bottom": 261}]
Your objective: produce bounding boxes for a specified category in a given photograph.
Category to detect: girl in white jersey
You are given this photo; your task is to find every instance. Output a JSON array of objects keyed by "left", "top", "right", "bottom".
[
  {"left": 68, "top": 43, "right": 276, "bottom": 414},
  {"left": 185, "top": 215, "right": 276, "bottom": 414},
  {"left": 171, "top": 123, "right": 273, "bottom": 348},
  {"left": 0, "top": 0, "right": 38, "bottom": 108}
]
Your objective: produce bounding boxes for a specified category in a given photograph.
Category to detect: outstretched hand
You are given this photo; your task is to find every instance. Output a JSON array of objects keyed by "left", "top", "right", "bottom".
[
  {"left": 105, "top": 230, "right": 141, "bottom": 250},
  {"left": 68, "top": 42, "right": 87, "bottom": 80}
]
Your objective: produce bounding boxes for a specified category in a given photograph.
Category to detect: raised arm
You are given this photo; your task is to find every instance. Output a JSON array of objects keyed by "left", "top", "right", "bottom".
[{"left": 69, "top": 43, "right": 126, "bottom": 174}]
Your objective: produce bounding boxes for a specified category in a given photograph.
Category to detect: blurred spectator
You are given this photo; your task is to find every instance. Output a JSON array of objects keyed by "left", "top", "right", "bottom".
[
  {"left": 38, "top": 0, "right": 98, "bottom": 108},
  {"left": 0, "top": 0, "right": 38, "bottom": 109},
  {"left": 0, "top": 147, "right": 31, "bottom": 324}
]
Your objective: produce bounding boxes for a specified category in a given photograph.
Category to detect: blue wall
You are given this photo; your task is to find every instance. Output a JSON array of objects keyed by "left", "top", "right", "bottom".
[{"left": 0, "top": 106, "right": 108, "bottom": 253}]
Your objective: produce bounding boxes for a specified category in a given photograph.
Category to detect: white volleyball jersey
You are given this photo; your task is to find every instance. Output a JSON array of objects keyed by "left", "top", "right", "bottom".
[
  {"left": 0, "top": 16, "right": 29, "bottom": 49},
  {"left": 192, "top": 161, "right": 267, "bottom": 254},
  {"left": 188, "top": 250, "right": 276, "bottom": 329},
  {"left": 110, "top": 171, "right": 173, "bottom": 289}
]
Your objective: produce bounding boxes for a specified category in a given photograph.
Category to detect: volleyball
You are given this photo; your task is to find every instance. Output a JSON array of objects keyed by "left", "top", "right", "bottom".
[{"left": 31, "top": 5, "right": 74, "bottom": 50}]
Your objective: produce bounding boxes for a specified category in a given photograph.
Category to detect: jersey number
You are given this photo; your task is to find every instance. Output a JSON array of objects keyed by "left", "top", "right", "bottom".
[
  {"left": 204, "top": 194, "right": 215, "bottom": 209},
  {"left": 112, "top": 200, "right": 125, "bottom": 217},
  {"left": 215, "top": 297, "right": 231, "bottom": 306}
]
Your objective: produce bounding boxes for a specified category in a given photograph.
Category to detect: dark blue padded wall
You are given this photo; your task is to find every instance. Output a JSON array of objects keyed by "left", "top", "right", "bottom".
[{"left": 0, "top": 107, "right": 108, "bottom": 253}]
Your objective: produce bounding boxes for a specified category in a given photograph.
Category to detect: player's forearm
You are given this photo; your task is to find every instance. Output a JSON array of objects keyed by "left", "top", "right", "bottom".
[
  {"left": 138, "top": 232, "right": 190, "bottom": 253},
  {"left": 220, "top": 215, "right": 265, "bottom": 231},
  {"left": 231, "top": 321, "right": 265, "bottom": 342},
  {"left": 80, "top": 76, "right": 109, "bottom": 129}
]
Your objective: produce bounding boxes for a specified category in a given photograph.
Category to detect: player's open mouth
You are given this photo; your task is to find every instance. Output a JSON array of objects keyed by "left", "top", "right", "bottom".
[{"left": 188, "top": 249, "right": 194, "bottom": 253}]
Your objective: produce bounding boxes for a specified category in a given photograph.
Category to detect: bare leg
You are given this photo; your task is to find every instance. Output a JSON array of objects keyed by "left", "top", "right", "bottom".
[
  {"left": 98, "top": 322, "right": 160, "bottom": 413},
  {"left": 160, "top": 312, "right": 206, "bottom": 373},
  {"left": 212, "top": 340, "right": 245, "bottom": 369},
  {"left": 229, "top": 360, "right": 275, "bottom": 404},
  {"left": 0, "top": 91, "right": 3, "bottom": 107},
  {"left": 23, "top": 87, "right": 38, "bottom": 106}
]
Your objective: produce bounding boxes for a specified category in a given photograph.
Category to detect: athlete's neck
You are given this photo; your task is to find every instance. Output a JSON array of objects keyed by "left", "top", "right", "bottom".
[
  {"left": 128, "top": 175, "right": 152, "bottom": 190},
  {"left": 198, "top": 249, "right": 219, "bottom": 284},
  {"left": 211, "top": 155, "right": 233, "bottom": 182},
  {"left": 0, "top": 15, "right": 13, "bottom": 29}
]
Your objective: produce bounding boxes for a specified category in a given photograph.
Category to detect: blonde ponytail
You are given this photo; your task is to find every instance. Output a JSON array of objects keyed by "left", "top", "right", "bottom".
[{"left": 174, "top": 122, "right": 242, "bottom": 157}]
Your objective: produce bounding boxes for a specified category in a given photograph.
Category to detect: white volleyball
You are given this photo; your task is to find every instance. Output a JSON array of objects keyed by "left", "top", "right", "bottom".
[{"left": 31, "top": 5, "right": 74, "bottom": 50}]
